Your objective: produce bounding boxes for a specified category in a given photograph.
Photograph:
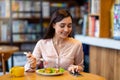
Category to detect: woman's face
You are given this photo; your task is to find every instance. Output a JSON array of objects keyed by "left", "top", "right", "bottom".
[{"left": 53, "top": 17, "right": 72, "bottom": 39}]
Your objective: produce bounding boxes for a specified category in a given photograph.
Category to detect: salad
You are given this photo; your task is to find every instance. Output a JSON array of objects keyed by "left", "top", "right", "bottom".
[{"left": 38, "top": 67, "right": 65, "bottom": 74}]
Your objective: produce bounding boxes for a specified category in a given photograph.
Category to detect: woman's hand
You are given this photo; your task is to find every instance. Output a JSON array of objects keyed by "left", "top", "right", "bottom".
[
  {"left": 26, "top": 52, "right": 36, "bottom": 69},
  {"left": 68, "top": 65, "right": 83, "bottom": 73}
]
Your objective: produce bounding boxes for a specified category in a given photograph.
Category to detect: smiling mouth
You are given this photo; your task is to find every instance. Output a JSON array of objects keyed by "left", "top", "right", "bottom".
[
  {"left": 62, "top": 34, "right": 69, "bottom": 37},
  {"left": 63, "top": 32, "right": 70, "bottom": 36}
]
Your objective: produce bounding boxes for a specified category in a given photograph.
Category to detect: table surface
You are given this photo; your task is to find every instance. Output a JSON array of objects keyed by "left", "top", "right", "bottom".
[
  {"left": 0, "top": 45, "right": 19, "bottom": 53},
  {"left": 0, "top": 71, "right": 106, "bottom": 80}
]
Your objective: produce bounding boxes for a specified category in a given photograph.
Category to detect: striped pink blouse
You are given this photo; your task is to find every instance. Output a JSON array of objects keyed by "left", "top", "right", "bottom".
[{"left": 25, "top": 38, "right": 84, "bottom": 71}]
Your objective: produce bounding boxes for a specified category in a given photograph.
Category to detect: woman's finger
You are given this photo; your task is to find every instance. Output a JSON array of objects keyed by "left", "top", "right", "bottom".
[
  {"left": 26, "top": 52, "right": 32, "bottom": 58},
  {"left": 68, "top": 65, "right": 75, "bottom": 73}
]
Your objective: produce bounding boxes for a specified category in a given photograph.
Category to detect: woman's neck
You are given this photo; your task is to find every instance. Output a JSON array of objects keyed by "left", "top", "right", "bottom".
[
  {"left": 52, "top": 37, "right": 68, "bottom": 45},
  {"left": 52, "top": 37, "right": 69, "bottom": 55}
]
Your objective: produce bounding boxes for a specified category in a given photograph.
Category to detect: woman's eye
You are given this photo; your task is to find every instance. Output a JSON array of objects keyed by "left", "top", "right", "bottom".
[
  {"left": 60, "top": 24, "right": 65, "bottom": 28},
  {"left": 68, "top": 24, "right": 72, "bottom": 28},
  {"left": 59, "top": 23, "right": 72, "bottom": 28},
  {"left": 68, "top": 25, "right": 72, "bottom": 28}
]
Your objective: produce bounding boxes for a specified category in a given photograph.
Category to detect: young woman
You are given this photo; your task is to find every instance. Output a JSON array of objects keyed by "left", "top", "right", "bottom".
[{"left": 24, "top": 9, "right": 84, "bottom": 73}]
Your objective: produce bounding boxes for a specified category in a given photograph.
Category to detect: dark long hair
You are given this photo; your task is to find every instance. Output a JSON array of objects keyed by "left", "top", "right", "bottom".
[{"left": 43, "top": 8, "right": 73, "bottom": 39}]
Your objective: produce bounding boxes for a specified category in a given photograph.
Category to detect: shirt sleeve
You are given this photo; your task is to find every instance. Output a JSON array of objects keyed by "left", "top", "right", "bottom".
[
  {"left": 32, "top": 40, "right": 42, "bottom": 65},
  {"left": 74, "top": 42, "right": 84, "bottom": 70},
  {"left": 24, "top": 40, "right": 42, "bottom": 72}
]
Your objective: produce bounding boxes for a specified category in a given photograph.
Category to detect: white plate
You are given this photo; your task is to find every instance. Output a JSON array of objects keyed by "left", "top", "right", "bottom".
[{"left": 36, "top": 69, "right": 64, "bottom": 76}]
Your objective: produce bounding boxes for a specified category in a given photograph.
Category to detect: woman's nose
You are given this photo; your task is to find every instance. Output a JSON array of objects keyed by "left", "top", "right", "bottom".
[{"left": 64, "top": 27, "right": 69, "bottom": 31}]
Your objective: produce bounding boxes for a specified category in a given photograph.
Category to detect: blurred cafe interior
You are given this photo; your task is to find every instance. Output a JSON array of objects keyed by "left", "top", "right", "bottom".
[{"left": 0, "top": 0, "right": 120, "bottom": 80}]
